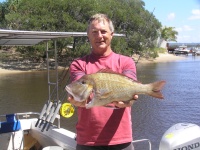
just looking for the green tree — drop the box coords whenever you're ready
[1,0,162,60]
[160,26,178,42]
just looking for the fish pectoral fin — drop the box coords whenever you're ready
[98,90,113,100]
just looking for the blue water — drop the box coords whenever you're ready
[0,55,200,149]
[132,55,200,149]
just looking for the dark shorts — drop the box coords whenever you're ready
[76,142,134,150]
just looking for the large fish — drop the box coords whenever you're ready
[65,70,166,109]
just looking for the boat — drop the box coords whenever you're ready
[174,45,191,55]
[1,29,200,150]
[192,47,200,55]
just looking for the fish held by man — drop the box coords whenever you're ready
[65,71,166,109]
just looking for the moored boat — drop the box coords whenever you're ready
[174,45,191,55]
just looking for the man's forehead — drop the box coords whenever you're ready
[90,20,109,30]
[91,27,108,31]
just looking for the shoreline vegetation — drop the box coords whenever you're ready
[0,53,186,74]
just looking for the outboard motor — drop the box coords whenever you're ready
[159,123,200,150]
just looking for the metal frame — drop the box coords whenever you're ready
[132,139,152,150]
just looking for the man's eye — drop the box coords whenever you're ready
[101,31,107,34]
[92,31,98,34]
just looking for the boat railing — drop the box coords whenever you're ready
[0,112,40,134]
[132,139,152,150]
[0,112,62,133]
[0,112,40,121]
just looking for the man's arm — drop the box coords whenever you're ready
[113,56,138,108]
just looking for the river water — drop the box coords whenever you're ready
[0,55,200,150]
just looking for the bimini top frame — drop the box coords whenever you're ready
[0,29,125,46]
[0,29,88,46]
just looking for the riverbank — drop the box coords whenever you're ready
[133,52,186,63]
[0,53,186,73]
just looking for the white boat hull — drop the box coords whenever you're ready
[31,119,76,149]
[0,117,76,150]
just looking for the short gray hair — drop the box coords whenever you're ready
[87,13,114,33]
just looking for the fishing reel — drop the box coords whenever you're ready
[59,103,75,118]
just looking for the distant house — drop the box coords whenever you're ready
[160,40,167,49]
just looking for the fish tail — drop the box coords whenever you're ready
[148,80,166,99]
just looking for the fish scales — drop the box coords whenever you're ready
[90,73,133,95]
[97,74,144,104]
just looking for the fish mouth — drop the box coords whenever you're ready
[85,91,95,108]
[85,101,92,109]
[65,86,73,96]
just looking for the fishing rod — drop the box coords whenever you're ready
[41,69,72,132]
[35,41,74,131]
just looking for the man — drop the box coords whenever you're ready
[68,13,138,150]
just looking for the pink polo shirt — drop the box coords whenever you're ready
[70,51,137,146]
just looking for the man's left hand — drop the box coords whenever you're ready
[113,95,138,108]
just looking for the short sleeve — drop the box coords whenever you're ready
[122,57,137,81]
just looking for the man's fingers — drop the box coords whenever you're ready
[133,95,138,100]
[67,96,86,107]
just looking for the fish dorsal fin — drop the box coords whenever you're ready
[97,68,132,79]
[97,69,139,83]
[97,69,119,74]
[97,69,126,76]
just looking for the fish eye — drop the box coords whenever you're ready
[81,81,86,84]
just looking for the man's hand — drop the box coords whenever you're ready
[113,95,138,108]
[68,96,86,107]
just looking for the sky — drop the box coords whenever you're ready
[142,0,200,43]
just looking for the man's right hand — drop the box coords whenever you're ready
[68,96,86,107]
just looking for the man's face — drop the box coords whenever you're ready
[87,19,113,54]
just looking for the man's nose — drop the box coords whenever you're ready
[96,31,103,37]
